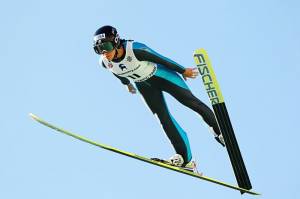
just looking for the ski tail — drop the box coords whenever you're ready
[193,49,252,193]
[213,102,252,192]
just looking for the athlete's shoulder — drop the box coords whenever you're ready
[132,41,150,51]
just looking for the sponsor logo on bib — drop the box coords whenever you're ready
[119,64,127,71]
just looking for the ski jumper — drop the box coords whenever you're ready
[100,40,222,163]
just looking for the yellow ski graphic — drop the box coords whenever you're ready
[193,48,224,105]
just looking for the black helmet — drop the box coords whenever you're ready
[93,25,120,54]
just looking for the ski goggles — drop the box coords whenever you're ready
[94,41,114,54]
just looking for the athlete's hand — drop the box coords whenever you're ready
[127,83,137,94]
[182,68,199,80]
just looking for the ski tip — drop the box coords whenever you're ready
[29,113,38,120]
[193,48,206,55]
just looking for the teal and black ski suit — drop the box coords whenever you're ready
[100,40,221,163]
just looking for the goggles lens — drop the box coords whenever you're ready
[94,41,114,54]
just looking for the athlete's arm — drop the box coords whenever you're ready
[113,73,131,85]
[132,42,186,74]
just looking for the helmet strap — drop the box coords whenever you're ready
[113,48,118,59]
[113,44,125,60]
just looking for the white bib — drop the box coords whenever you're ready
[102,41,157,82]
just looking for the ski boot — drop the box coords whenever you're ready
[151,154,202,175]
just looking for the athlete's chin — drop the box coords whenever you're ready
[105,56,113,61]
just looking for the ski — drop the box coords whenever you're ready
[193,49,253,194]
[29,113,259,195]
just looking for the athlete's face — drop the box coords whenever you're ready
[103,49,116,61]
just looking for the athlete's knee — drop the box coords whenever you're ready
[153,110,170,124]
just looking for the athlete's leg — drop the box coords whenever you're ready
[135,81,192,163]
[149,75,222,137]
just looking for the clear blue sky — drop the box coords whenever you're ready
[1,0,299,198]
